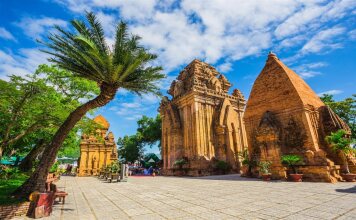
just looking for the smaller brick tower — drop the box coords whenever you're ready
[77,115,118,176]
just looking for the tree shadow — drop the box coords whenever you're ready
[335,185,356,194]
[178,174,282,183]
[59,208,75,211]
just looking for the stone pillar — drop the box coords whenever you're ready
[120,163,128,182]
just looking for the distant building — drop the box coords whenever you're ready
[160,59,248,176]
[77,115,118,176]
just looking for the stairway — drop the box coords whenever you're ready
[326,158,343,182]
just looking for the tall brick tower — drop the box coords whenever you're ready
[160,59,248,176]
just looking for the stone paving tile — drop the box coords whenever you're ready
[298,208,345,219]
[130,213,166,220]
[256,207,292,218]
[217,207,250,217]
[237,212,279,220]
[181,205,210,214]
[158,208,193,219]
[283,213,321,220]
[32,175,356,220]
[197,210,238,219]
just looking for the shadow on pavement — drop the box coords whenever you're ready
[335,185,356,194]
[177,174,282,183]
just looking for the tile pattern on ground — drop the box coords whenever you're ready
[13,175,356,220]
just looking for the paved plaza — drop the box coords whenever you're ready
[21,175,356,220]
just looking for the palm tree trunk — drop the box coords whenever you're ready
[14,83,118,197]
[19,139,46,172]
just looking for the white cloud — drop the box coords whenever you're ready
[55,0,158,20]
[0,48,49,80]
[318,89,343,96]
[93,0,157,21]
[349,29,356,40]
[14,17,67,39]
[0,27,16,41]
[217,62,232,73]
[121,102,141,108]
[278,35,306,49]
[292,62,328,79]
[275,0,356,39]
[54,0,92,13]
[112,93,160,120]
[301,26,345,54]
[125,115,143,121]
[51,0,355,73]
[274,2,329,39]
[298,71,321,79]
[156,75,175,91]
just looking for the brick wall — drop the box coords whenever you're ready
[0,202,30,219]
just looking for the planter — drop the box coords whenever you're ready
[240,166,248,176]
[262,173,271,181]
[174,170,184,176]
[341,173,356,182]
[289,174,303,182]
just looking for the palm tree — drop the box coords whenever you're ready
[15,12,164,196]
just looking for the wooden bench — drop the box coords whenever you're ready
[55,191,68,204]
[50,183,68,204]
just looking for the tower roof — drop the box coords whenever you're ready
[182,59,220,77]
[268,53,324,107]
[245,53,324,119]
[93,115,110,129]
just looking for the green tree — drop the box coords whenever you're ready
[117,135,144,163]
[15,12,164,197]
[320,94,356,139]
[0,65,99,171]
[0,76,46,158]
[137,114,161,150]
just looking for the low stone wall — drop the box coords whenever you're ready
[0,201,31,219]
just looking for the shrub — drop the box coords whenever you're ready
[105,164,112,172]
[49,161,59,173]
[238,149,257,176]
[0,165,20,180]
[215,160,231,173]
[0,171,29,205]
[281,155,302,174]
[174,158,187,169]
[110,162,120,173]
[259,161,272,174]
[326,129,352,173]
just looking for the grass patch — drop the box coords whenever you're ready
[0,173,29,205]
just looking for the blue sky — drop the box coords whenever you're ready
[1,0,355,155]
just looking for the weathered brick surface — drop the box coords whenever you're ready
[244,53,352,182]
[0,202,30,219]
[77,115,118,176]
[160,59,248,176]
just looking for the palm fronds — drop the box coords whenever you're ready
[39,11,164,95]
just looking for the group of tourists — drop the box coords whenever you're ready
[128,165,160,176]
[58,163,77,176]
